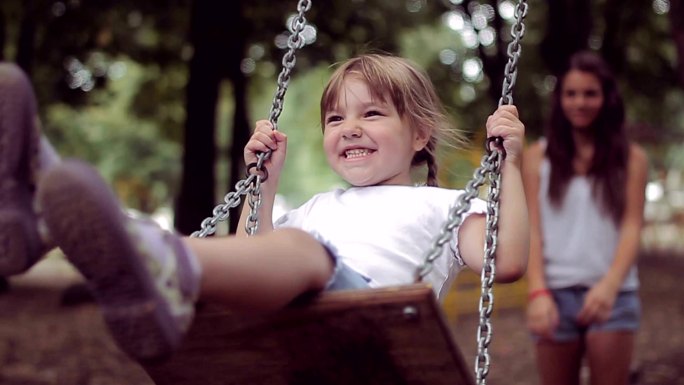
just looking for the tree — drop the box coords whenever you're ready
[671,0,684,87]
[2,0,682,232]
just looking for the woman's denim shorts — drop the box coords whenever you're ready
[540,286,640,342]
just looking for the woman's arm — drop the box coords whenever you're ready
[523,141,560,337]
[522,141,547,292]
[602,144,648,288]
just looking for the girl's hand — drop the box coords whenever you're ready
[486,105,525,164]
[577,280,618,325]
[244,120,288,183]
[526,294,559,339]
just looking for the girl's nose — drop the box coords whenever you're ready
[342,124,362,139]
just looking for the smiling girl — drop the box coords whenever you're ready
[2,54,529,362]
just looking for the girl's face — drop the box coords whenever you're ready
[560,70,604,130]
[322,76,428,187]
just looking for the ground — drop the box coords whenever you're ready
[0,251,682,385]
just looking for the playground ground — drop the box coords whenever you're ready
[0,250,683,385]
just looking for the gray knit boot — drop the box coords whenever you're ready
[38,160,201,362]
[0,63,59,275]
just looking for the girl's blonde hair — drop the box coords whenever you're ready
[320,54,464,187]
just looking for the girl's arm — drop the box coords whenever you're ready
[236,120,287,237]
[459,105,529,283]
[577,143,648,324]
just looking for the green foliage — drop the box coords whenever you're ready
[44,58,181,212]
[3,0,684,214]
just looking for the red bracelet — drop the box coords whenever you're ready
[528,288,551,301]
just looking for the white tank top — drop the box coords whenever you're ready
[539,158,639,290]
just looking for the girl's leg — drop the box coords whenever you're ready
[38,159,334,362]
[186,230,333,312]
[585,331,634,385]
[0,63,59,276]
[535,339,583,385]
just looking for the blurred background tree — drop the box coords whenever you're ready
[1,0,682,241]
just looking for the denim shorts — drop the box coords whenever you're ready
[325,262,371,291]
[312,231,370,291]
[540,286,640,342]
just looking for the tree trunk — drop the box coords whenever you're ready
[601,0,651,76]
[225,3,250,235]
[540,0,592,75]
[671,0,684,87]
[16,0,37,74]
[174,1,226,235]
[0,7,6,61]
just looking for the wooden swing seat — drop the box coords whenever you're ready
[143,284,474,385]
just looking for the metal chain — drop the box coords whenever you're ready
[415,1,527,384]
[474,153,502,383]
[475,3,526,383]
[245,175,264,234]
[499,0,529,107]
[191,0,312,238]
[191,174,257,238]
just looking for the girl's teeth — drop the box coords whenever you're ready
[346,149,370,158]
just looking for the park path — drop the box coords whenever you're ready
[1,251,683,385]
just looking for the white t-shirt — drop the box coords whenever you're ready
[274,185,487,300]
[538,159,639,290]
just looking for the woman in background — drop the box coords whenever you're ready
[523,50,648,385]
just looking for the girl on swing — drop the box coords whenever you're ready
[0,53,529,362]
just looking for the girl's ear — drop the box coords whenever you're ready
[412,126,431,151]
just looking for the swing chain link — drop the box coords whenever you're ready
[191,174,257,238]
[268,0,311,127]
[498,0,528,107]
[245,175,264,235]
[191,0,312,238]
[475,152,502,384]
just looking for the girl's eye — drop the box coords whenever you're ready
[365,110,382,117]
[326,115,342,124]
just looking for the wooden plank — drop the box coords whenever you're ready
[143,284,475,385]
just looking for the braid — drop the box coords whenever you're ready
[425,154,439,187]
[413,138,439,187]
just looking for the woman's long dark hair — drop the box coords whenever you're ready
[546,50,629,224]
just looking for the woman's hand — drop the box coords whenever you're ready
[244,120,288,183]
[486,105,525,165]
[577,280,619,325]
[526,294,559,339]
